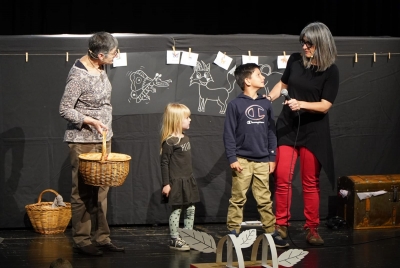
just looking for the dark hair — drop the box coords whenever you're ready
[234,63,260,90]
[299,22,337,71]
[49,258,73,268]
[88,31,118,59]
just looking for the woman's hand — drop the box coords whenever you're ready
[286,99,301,111]
[84,117,108,134]
[285,99,332,114]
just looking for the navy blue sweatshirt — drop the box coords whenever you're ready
[223,92,277,164]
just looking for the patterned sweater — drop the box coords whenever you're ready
[59,60,113,143]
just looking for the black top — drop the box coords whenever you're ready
[277,53,339,187]
[161,135,193,186]
[160,135,200,205]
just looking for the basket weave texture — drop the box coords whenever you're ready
[25,189,71,234]
[78,132,131,187]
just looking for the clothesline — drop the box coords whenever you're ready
[0,52,398,63]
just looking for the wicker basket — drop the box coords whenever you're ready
[25,189,72,234]
[78,132,131,187]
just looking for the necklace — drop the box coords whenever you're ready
[87,56,104,81]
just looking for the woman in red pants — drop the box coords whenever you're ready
[266,22,339,246]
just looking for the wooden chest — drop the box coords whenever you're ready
[337,175,400,229]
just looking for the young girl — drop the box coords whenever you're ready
[160,103,200,251]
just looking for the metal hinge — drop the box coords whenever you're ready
[392,185,398,202]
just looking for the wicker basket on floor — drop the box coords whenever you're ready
[25,189,71,234]
[78,132,131,187]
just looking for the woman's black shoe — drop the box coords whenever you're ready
[96,242,125,252]
[73,244,103,256]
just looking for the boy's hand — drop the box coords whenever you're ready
[230,161,243,173]
[269,162,276,173]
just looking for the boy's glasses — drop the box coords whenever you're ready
[300,39,313,49]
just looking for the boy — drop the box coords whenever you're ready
[223,63,289,248]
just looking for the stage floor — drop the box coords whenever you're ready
[1,220,399,268]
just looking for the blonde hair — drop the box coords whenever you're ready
[160,103,191,153]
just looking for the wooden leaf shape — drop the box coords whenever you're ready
[237,229,257,248]
[277,249,309,267]
[178,228,216,253]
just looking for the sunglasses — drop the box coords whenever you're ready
[300,39,313,49]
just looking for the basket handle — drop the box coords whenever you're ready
[37,189,60,203]
[101,130,107,162]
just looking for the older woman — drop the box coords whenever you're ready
[59,32,122,256]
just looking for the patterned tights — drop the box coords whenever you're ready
[169,204,195,238]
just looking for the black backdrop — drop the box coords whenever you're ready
[0,1,399,37]
[1,34,400,228]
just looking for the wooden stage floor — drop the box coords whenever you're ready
[1,220,399,268]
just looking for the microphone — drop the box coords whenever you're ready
[280,89,291,101]
[281,89,299,114]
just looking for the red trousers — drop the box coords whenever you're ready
[274,145,321,228]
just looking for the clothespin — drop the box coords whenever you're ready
[221,52,226,64]
[283,51,286,59]
[248,51,251,58]
[117,49,120,54]
[25,52,28,62]
[355,53,358,63]
[66,52,69,62]
[388,52,391,60]
[373,52,376,62]
[188,48,192,58]
[172,37,177,56]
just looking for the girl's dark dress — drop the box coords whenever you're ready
[161,135,200,205]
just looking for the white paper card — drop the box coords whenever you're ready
[180,51,199,66]
[166,50,181,64]
[242,55,258,64]
[214,51,233,70]
[113,52,127,67]
[277,55,289,69]
[357,190,387,200]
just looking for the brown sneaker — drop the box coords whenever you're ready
[275,225,288,239]
[306,227,324,246]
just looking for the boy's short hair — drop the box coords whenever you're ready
[234,63,260,90]
[49,258,73,268]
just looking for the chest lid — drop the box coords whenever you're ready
[347,174,400,192]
